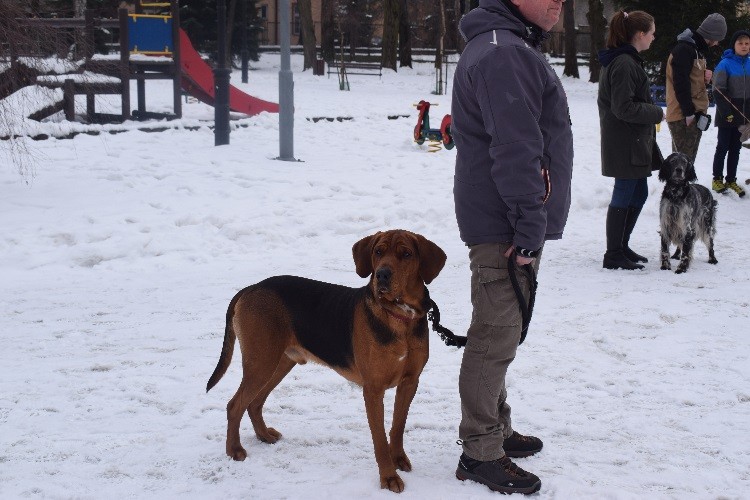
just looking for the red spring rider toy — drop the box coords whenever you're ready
[413,100,454,152]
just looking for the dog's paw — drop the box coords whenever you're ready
[227,445,248,461]
[381,473,405,493]
[709,258,718,265]
[392,452,412,472]
[256,427,282,444]
[660,264,671,271]
[675,267,687,274]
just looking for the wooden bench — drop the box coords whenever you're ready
[36,75,124,121]
[327,60,382,79]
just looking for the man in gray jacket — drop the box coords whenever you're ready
[451,0,573,494]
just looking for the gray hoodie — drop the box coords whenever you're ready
[451,0,573,250]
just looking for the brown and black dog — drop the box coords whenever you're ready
[206,230,446,493]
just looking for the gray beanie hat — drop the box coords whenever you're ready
[696,13,727,42]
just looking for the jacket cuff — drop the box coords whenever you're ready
[515,245,540,258]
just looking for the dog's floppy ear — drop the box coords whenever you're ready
[413,234,447,284]
[352,232,379,278]
[659,152,678,182]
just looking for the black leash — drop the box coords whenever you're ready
[426,250,537,349]
[427,297,466,348]
[507,252,538,345]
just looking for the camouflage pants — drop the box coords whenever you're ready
[668,119,703,165]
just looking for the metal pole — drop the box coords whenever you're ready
[277,0,296,160]
[241,0,249,84]
[214,0,231,146]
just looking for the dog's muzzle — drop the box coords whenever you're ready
[375,266,392,293]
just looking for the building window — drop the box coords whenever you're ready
[259,5,267,19]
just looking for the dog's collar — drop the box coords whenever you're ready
[384,306,415,324]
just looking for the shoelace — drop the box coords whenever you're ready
[495,456,527,478]
[515,433,534,444]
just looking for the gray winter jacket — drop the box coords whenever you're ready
[451,0,573,251]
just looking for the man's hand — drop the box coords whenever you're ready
[504,245,534,265]
[704,69,713,84]
[686,114,696,127]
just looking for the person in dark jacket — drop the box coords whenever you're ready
[451,0,572,495]
[665,13,727,164]
[597,10,663,270]
[710,30,750,197]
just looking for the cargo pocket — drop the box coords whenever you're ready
[475,266,523,327]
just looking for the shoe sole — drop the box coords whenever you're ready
[505,448,542,458]
[456,469,542,495]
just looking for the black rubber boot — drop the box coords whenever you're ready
[622,205,648,263]
[603,206,644,270]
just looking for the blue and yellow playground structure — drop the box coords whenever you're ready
[2,0,277,124]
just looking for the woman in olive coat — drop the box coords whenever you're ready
[598,10,664,270]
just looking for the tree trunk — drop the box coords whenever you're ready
[297,0,317,70]
[321,0,335,62]
[398,0,411,67]
[226,0,237,68]
[455,0,467,53]
[562,0,579,78]
[381,0,398,71]
[74,0,86,58]
[586,0,606,83]
[435,0,445,68]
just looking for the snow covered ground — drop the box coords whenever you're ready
[1,53,749,499]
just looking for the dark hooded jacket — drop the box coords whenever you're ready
[666,28,711,121]
[597,44,664,178]
[451,0,573,251]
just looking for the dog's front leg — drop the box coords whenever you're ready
[389,375,420,473]
[660,233,672,270]
[363,385,403,493]
[676,232,695,274]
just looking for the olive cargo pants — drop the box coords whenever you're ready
[458,242,542,461]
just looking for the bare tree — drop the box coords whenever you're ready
[225,0,237,67]
[296,0,317,69]
[321,0,335,62]
[1,0,52,179]
[586,0,606,83]
[562,0,579,78]
[398,0,412,68]
[74,0,86,58]
[454,0,468,53]
[381,0,398,71]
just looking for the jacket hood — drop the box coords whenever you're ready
[721,48,749,62]
[677,28,710,52]
[598,44,640,68]
[676,28,696,45]
[460,0,549,48]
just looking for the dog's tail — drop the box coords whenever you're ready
[206,290,244,392]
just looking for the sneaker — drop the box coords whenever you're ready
[456,453,541,495]
[726,181,746,197]
[503,431,544,458]
[712,179,728,193]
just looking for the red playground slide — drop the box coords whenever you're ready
[179,29,279,116]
